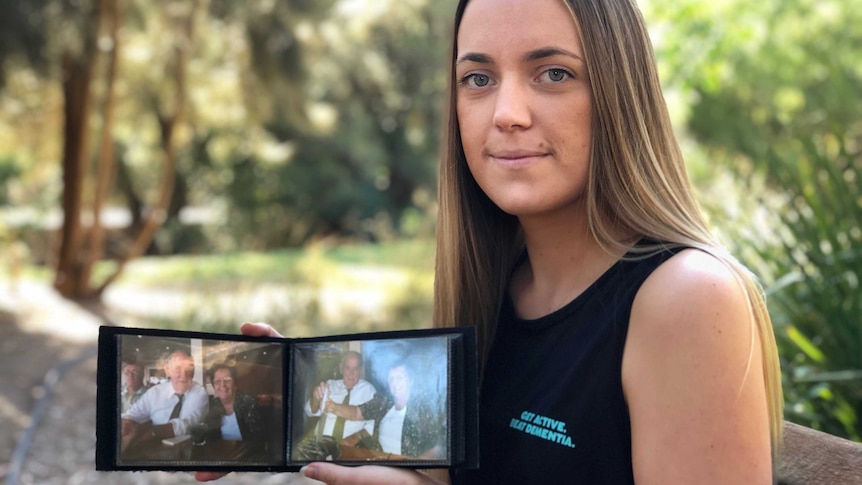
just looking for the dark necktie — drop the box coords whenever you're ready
[331,389,350,441]
[169,393,184,420]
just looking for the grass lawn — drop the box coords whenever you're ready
[11,239,437,337]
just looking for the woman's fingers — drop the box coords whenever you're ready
[194,471,229,481]
[302,463,441,485]
[240,322,284,338]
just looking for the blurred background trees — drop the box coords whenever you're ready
[648,0,861,440]
[0,0,859,439]
[0,0,449,297]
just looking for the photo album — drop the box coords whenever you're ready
[95,325,478,472]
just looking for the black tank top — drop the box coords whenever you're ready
[457,245,683,484]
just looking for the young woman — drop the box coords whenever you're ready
[434,0,783,483]
[198,0,782,483]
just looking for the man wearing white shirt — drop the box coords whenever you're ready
[303,351,376,441]
[296,351,376,460]
[120,360,147,414]
[327,360,446,459]
[120,349,209,453]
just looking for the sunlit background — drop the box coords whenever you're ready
[0,0,859,483]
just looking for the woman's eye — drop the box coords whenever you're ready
[541,68,572,83]
[462,73,491,88]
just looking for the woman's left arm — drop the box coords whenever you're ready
[622,249,773,485]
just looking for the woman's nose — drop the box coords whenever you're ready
[493,80,532,131]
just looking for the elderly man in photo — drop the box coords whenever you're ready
[326,359,445,460]
[120,360,147,414]
[296,351,376,460]
[121,349,209,452]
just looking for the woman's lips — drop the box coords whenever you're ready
[490,151,549,168]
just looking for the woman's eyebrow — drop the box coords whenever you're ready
[524,47,583,62]
[455,52,492,65]
[456,47,582,66]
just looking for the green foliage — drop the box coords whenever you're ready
[747,138,862,440]
[709,136,862,440]
[648,0,862,159]
[0,156,20,204]
[647,0,862,439]
[0,0,453,256]
[222,0,452,247]
[0,0,55,86]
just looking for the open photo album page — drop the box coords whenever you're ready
[96,326,477,472]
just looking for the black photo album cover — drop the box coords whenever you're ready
[95,325,478,472]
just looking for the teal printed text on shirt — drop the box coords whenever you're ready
[509,411,576,448]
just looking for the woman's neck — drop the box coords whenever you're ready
[512,209,624,319]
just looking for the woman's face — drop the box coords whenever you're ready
[213,368,236,403]
[455,0,592,221]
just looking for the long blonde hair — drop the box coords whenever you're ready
[433,0,783,457]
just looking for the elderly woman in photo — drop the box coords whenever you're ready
[203,362,265,443]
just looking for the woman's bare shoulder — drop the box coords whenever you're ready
[624,248,755,380]
[635,248,747,326]
[621,248,772,484]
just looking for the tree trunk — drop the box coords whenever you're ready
[54,0,207,300]
[82,0,122,294]
[54,3,101,299]
[96,0,208,294]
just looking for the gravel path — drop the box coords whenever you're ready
[0,281,320,485]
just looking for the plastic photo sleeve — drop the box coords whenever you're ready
[289,335,450,467]
[95,326,478,473]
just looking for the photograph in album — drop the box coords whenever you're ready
[289,335,450,464]
[115,334,284,467]
[96,325,478,472]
